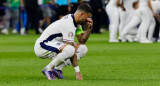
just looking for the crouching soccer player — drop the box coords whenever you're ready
[34,4,93,80]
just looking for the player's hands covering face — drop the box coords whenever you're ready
[86,18,93,30]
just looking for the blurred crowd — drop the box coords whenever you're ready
[0,0,108,35]
[0,0,160,43]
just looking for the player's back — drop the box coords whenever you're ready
[38,14,77,43]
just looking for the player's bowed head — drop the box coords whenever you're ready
[74,4,93,30]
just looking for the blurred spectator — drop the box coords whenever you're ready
[90,0,103,33]
[39,0,52,33]
[24,0,40,34]
[55,0,71,19]
[19,0,26,35]
[70,0,79,13]
[1,0,22,35]
[0,0,5,30]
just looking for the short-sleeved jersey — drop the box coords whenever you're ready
[123,0,138,12]
[108,0,117,6]
[38,14,77,43]
[151,0,160,15]
[139,0,148,6]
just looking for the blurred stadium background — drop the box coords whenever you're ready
[0,0,160,86]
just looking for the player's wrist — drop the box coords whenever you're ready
[74,66,80,72]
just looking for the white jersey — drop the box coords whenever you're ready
[139,0,148,6]
[124,0,138,12]
[38,14,77,43]
[108,0,117,6]
[151,0,160,14]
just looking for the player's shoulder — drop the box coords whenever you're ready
[60,14,74,25]
[62,14,72,20]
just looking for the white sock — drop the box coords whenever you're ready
[54,63,66,70]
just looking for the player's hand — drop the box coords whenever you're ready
[75,72,83,80]
[86,18,93,30]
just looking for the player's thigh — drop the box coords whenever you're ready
[34,41,65,59]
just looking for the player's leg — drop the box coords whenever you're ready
[106,6,119,42]
[11,10,19,34]
[41,45,75,80]
[118,7,127,40]
[121,13,140,42]
[148,17,156,41]
[53,44,88,79]
[34,40,75,80]
[45,44,75,70]
[1,7,11,34]
[138,7,152,43]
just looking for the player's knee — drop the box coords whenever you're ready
[80,45,88,55]
[77,45,88,60]
[63,45,75,58]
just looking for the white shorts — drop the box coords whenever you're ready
[34,39,65,59]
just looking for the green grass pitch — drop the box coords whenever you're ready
[0,32,160,86]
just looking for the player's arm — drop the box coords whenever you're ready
[116,0,121,7]
[120,0,126,11]
[76,18,93,44]
[148,0,153,12]
[66,42,83,80]
[70,46,83,80]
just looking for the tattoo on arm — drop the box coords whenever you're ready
[70,53,78,67]
[77,28,92,44]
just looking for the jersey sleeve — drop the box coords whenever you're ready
[76,25,84,35]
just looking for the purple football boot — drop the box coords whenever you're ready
[53,69,66,79]
[42,67,56,80]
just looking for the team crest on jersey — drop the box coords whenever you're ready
[68,32,74,38]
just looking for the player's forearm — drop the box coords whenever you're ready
[78,28,92,44]
[70,53,81,73]
[71,53,78,67]
[148,0,153,12]
[116,0,121,6]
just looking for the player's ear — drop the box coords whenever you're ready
[80,12,84,17]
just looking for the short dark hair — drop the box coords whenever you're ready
[77,4,92,13]
[133,1,138,8]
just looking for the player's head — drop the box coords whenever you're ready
[74,4,92,24]
[133,1,139,10]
